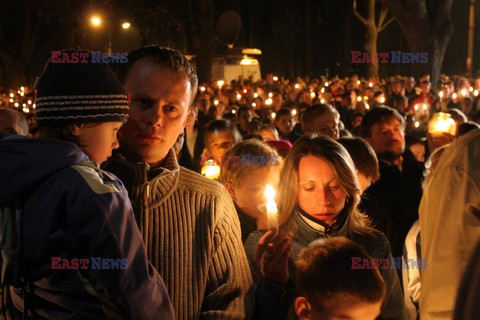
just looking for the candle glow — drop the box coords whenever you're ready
[428,112,456,137]
[265,184,279,229]
[201,161,221,180]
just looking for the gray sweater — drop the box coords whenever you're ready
[105,149,254,319]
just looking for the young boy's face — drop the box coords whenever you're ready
[206,129,236,163]
[275,114,294,134]
[74,122,123,164]
[234,166,280,219]
[295,297,382,320]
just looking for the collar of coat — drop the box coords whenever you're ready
[107,148,181,208]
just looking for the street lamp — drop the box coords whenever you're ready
[89,16,131,55]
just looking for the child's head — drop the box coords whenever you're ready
[338,137,380,191]
[35,50,129,164]
[219,139,281,219]
[295,237,386,320]
[274,108,294,134]
[405,135,426,163]
[259,124,279,141]
[204,119,242,163]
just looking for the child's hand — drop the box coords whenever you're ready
[254,228,292,285]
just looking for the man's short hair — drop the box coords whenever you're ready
[117,45,198,102]
[302,104,339,133]
[237,106,251,118]
[204,119,242,146]
[360,106,404,138]
[295,237,386,311]
[338,137,380,183]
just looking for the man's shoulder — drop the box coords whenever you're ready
[177,167,229,198]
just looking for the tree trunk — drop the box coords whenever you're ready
[365,22,379,77]
[380,0,454,90]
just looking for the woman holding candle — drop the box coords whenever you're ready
[244,134,406,319]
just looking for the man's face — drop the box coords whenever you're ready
[120,59,192,166]
[304,114,340,140]
[365,118,405,159]
[238,110,252,131]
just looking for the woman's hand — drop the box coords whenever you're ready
[427,131,454,154]
[253,228,292,285]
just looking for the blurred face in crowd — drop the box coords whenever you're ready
[230,166,280,220]
[272,94,283,111]
[295,296,382,320]
[206,129,236,163]
[0,109,29,136]
[304,113,340,140]
[351,115,363,128]
[405,77,415,91]
[365,117,405,160]
[391,81,403,95]
[237,110,252,132]
[297,155,347,226]
[420,80,431,94]
[275,114,294,134]
[73,122,123,164]
[259,128,278,141]
[120,59,192,167]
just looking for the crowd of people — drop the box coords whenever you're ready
[0,46,479,320]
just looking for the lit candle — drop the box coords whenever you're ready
[295,84,300,89]
[201,160,221,180]
[320,87,325,93]
[368,82,373,87]
[320,98,325,104]
[265,98,273,105]
[439,91,444,98]
[428,112,456,137]
[310,92,316,98]
[265,184,279,229]
[200,86,206,92]
[452,93,458,100]
[357,96,362,102]
[217,80,224,88]
[474,90,479,97]
[291,109,297,116]
[271,112,276,118]
[379,96,385,104]
[461,89,467,97]
[273,76,278,81]
[236,93,242,100]
[268,92,273,98]
[324,82,329,87]
[214,99,219,105]
[254,93,259,98]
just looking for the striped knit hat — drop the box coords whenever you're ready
[35,50,129,126]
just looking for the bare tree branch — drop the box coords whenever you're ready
[434,0,454,31]
[378,7,387,28]
[353,0,368,25]
[379,16,395,32]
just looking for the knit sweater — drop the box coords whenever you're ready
[104,149,254,320]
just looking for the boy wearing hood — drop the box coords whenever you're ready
[0,50,173,319]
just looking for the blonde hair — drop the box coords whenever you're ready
[219,139,281,187]
[278,134,372,236]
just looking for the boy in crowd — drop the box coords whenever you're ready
[274,108,295,142]
[294,237,386,320]
[219,139,281,242]
[202,119,242,165]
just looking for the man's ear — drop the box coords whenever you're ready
[294,297,312,320]
[185,108,193,127]
[224,181,236,202]
[181,108,192,133]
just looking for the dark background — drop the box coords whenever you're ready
[0,0,476,87]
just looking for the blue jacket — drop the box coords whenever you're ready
[0,135,174,319]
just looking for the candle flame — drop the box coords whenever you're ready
[265,184,279,229]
